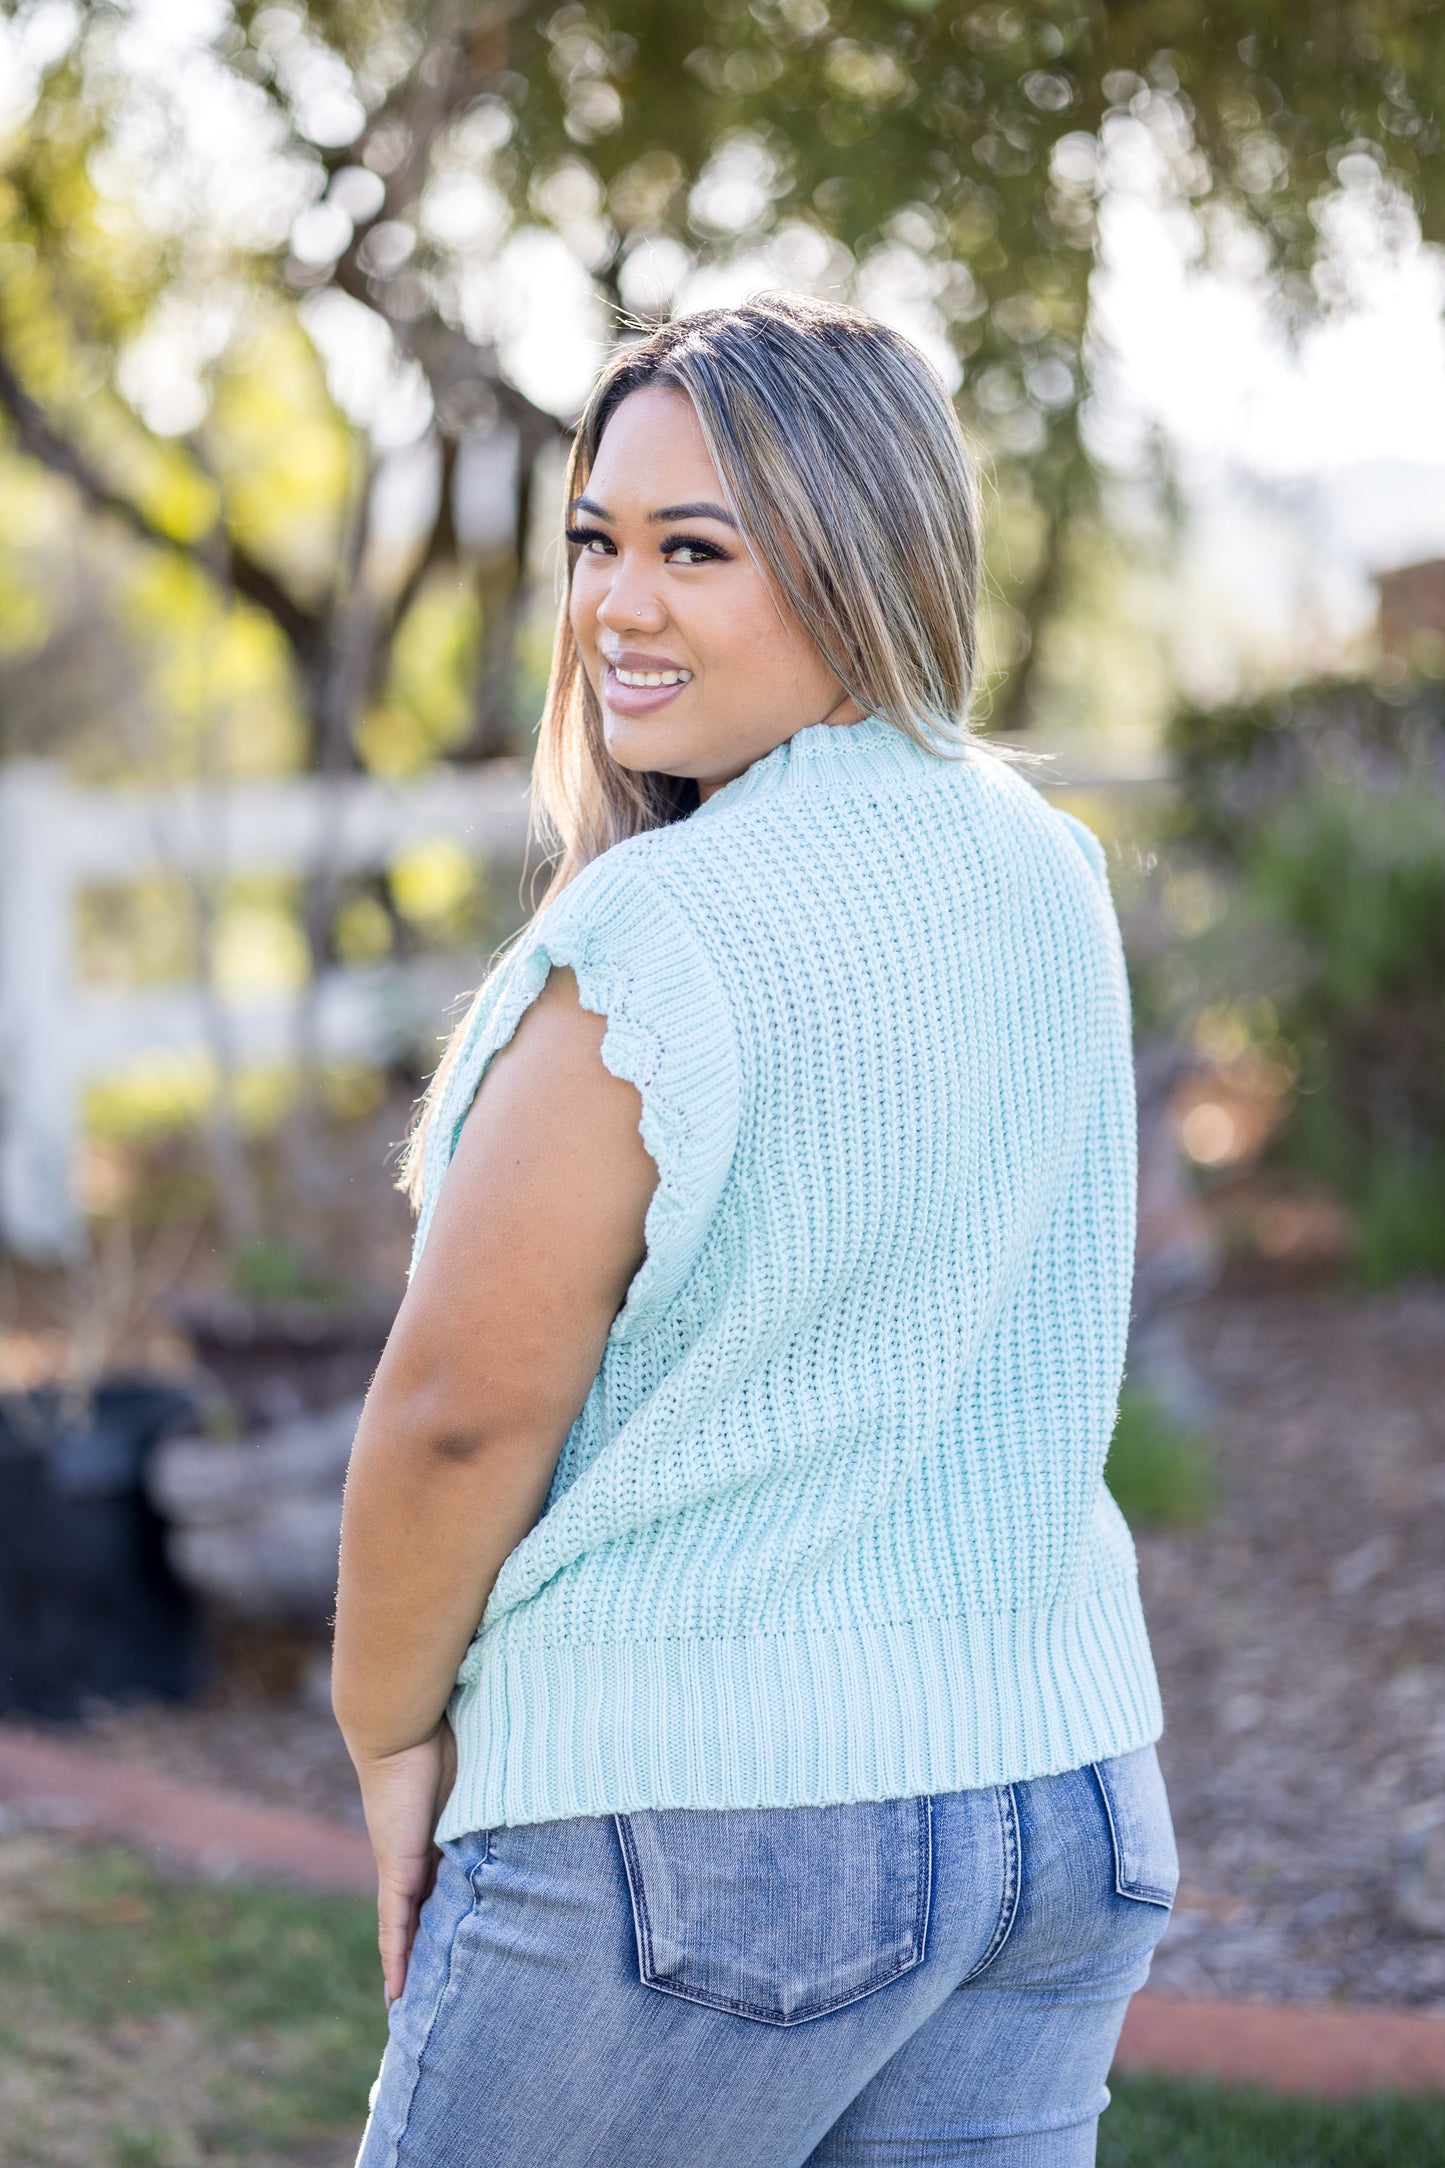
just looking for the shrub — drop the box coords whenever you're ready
[1105,1385,1216,1528]
[1159,686,1445,1286]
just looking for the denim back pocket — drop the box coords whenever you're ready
[614,1796,932,2026]
[1092,1744,1179,1909]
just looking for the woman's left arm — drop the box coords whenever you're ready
[331,965,658,2003]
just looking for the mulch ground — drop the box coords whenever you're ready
[1143,1278,1445,2009]
[54,1279,1445,2012]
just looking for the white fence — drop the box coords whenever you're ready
[0,760,531,1259]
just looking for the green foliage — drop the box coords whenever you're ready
[227,1233,351,1306]
[78,873,201,989]
[125,558,304,781]
[207,311,354,601]
[0,450,61,661]
[1249,774,1445,1007]
[361,576,483,775]
[1325,1136,1445,1283]
[503,0,1445,438]
[388,833,491,943]
[1105,1384,1216,1528]
[1251,767,1445,1282]
[1101,2076,1445,2166]
[1167,682,1445,861]
[1164,689,1445,1284]
[84,1048,220,1142]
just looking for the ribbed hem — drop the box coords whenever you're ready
[435,1580,1163,1838]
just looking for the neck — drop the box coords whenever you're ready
[695,699,864,804]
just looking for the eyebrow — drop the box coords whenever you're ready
[570,495,739,528]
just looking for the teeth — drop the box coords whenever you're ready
[613,667,691,687]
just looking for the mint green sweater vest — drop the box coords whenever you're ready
[416,714,1162,1837]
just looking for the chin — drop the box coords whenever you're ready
[602,714,692,779]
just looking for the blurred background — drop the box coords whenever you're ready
[1,1,1443,2160]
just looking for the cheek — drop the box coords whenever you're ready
[568,574,596,646]
[695,576,812,683]
[570,573,618,676]
[734,599,832,707]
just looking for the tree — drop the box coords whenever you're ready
[1,0,1439,769]
[0,2,563,779]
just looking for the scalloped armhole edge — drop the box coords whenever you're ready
[412,880,740,1346]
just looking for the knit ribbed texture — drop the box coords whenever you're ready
[415,714,1162,1837]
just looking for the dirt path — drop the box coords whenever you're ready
[1145,1282,1445,2007]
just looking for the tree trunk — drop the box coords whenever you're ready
[464,425,546,761]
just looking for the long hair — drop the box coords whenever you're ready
[403,293,985,1206]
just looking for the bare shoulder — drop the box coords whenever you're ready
[476,965,631,1118]
[437,960,657,1263]
[391,962,659,1442]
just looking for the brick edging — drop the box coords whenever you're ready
[2,1723,1442,2096]
[0,1721,374,1895]
[1115,1987,1445,2098]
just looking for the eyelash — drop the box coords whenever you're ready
[564,526,730,566]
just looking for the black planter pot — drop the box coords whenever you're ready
[169,1297,393,1426]
[0,1379,207,1720]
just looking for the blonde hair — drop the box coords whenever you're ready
[404,292,985,1205]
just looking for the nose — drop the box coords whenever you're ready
[594,549,668,637]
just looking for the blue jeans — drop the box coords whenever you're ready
[356,1744,1177,2167]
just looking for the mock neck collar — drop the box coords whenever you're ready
[688,714,956,824]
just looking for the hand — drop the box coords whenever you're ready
[353,1721,458,2008]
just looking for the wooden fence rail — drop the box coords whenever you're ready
[0,760,531,1260]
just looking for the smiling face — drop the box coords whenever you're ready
[566,384,863,801]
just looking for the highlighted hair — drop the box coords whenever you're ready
[404,293,984,1204]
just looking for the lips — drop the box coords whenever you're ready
[601,657,694,718]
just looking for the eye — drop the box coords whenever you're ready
[565,525,615,555]
[659,534,729,566]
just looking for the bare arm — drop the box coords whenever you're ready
[332,966,658,1999]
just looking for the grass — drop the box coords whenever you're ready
[1104,1382,1217,1528]
[1102,2074,1445,2165]
[0,1833,382,2166]
[3,1834,1444,2165]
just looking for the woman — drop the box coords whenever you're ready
[336,293,1175,2168]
